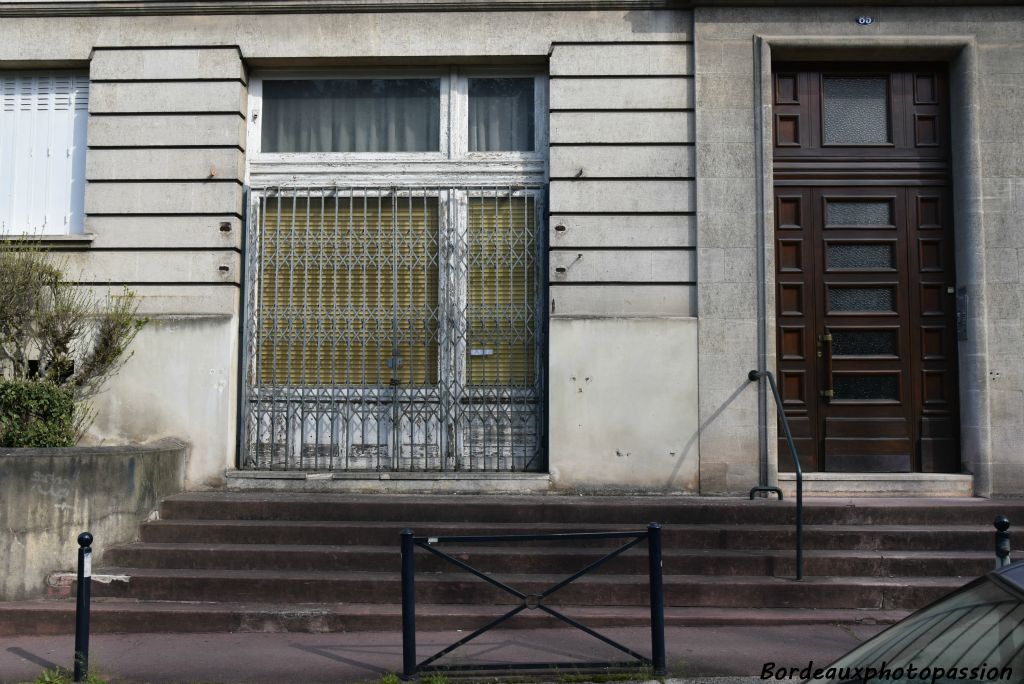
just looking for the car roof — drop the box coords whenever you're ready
[993,561,1024,592]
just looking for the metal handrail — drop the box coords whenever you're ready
[748,369,803,581]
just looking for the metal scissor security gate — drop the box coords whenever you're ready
[241,186,545,471]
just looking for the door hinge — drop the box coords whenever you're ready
[820,389,835,398]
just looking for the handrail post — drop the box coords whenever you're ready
[73,532,93,683]
[401,529,417,680]
[749,370,803,581]
[647,523,667,676]
[995,516,1011,569]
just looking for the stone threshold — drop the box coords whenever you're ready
[225,469,551,493]
[778,472,974,498]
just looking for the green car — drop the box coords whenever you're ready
[803,562,1024,683]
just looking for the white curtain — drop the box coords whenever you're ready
[262,79,440,153]
[468,78,534,152]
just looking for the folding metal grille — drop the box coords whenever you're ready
[241,186,545,471]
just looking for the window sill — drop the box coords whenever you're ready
[1,233,95,247]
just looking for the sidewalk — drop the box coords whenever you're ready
[1,622,886,684]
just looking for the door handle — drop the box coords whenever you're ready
[819,332,834,400]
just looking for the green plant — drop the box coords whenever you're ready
[420,673,450,684]
[27,666,108,684]
[0,378,76,447]
[377,674,401,684]
[0,242,146,446]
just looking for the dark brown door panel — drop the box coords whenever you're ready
[772,65,958,474]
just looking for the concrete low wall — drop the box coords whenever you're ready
[0,439,186,601]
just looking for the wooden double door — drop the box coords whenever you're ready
[773,65,959,473]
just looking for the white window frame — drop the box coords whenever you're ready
[246,66,548,188]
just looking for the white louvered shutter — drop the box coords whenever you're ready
[0,72,89,235]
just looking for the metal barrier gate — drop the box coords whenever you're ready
[240,186,545,472]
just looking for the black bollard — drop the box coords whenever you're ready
[74,532,93,683]
[995,516,1011,569]
[400,529,417,681]
[647,523,667,676]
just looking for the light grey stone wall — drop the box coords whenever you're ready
[73,46,247,486]
[545,23,698,491]
[693,6,1024,496]
[548,37,695,318]
[0,439,185,601]
[0,9,696,487]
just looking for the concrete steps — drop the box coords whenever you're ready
[0,601,909,637]
[3,493,1018,635]
[102,543,994,577]
[63,568,963,610]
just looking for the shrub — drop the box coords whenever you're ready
[0,379,76,447]
[0,242,146,447]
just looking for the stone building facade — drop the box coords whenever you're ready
[0,0,1020,497]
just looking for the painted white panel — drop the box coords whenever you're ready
[0,72,88,235]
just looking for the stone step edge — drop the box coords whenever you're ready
[47,569,970,585]
[105,542,997,557]
[0,600,911,636]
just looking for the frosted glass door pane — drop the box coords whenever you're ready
[262,79,440,153]
[828,286,896,312]
[834,374,899,400]
[823,77,890,145]
[825,200,893,227]
[832,330,898,356]
[826,244,895,269]
[469,78,534,152]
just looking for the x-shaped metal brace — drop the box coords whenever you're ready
[413,535,651,671]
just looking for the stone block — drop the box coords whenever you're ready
[548,215,696,249]
[550,77,693,110]
[549,284,695,317]
[85,182,243,216]
[90,81,246,114]
[985,248,1021,283]
[696,142,757,179]
[549,180,695,213]
[980,142,1024,177]
[85,216,242,250]
[695,107,754,142]
[550,145,694,179]
[699,247,756,283]
[551,44,692,76]
[986,283,1024,320]
[695,210,757,248]
[698,282,759,318]
[86,148,245,182]
[989,389,1024,428]
[549,248,695,283]
[697,178,758,214]
[550,111,694,144]
[90,47,244,81]
[78,284,238,316]
[87,114,246,148]
[696,74,754,109]
[63,250,241,285]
